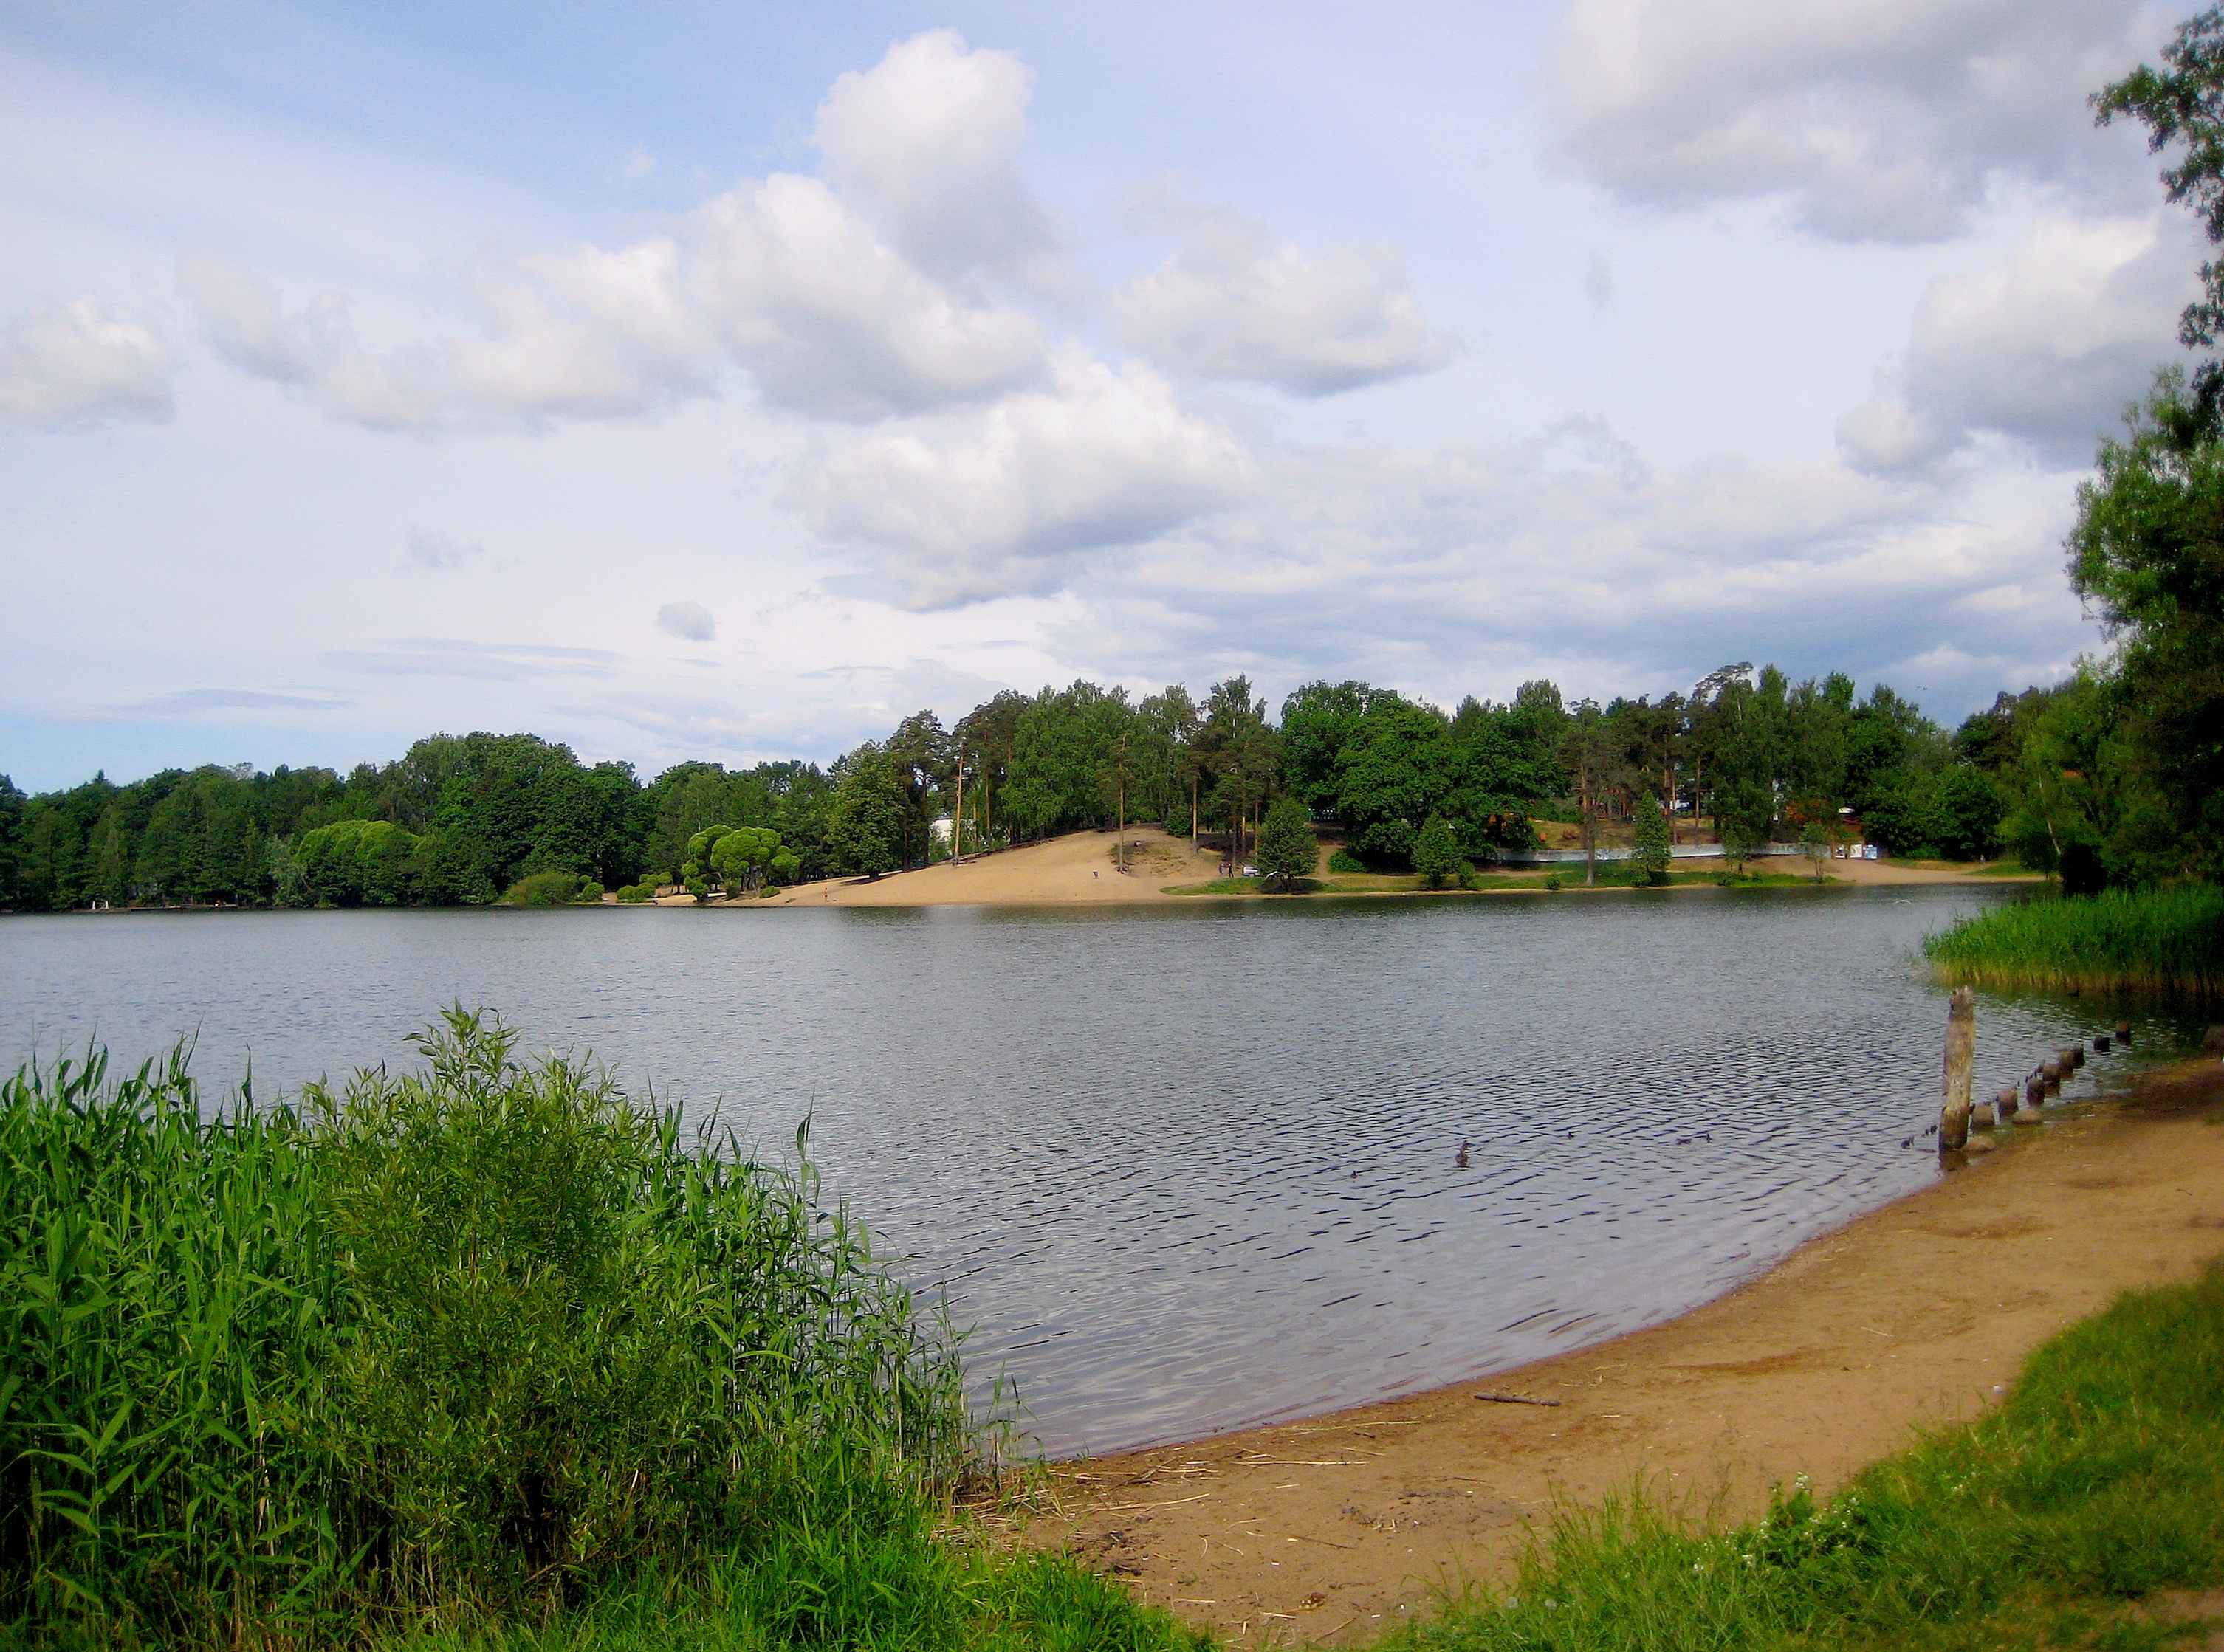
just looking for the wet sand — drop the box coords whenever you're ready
[1018,1058,2224,1646]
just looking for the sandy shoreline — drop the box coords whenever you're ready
[730,827,2036,909]
[1010,1056,2224,1646]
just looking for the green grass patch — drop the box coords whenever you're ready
[1163,875,1323,895]
[1924,884,2224,996]
[1396,1258,2224,1652]
[0,1013,1200,1651]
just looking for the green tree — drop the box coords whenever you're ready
[1630,793,1672,886]
[2064,368,2224,881]
[1558,701,1621,887]
[709,826,784,891]
[1411,814,1462,889]
[1254,796,1317,890]
[824,746,909,878]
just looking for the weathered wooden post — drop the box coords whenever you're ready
[1971,1095,1997,1129]
[1940,987,1974,1152]
[2025,1072,2047,1110]
[2095,1034,2112,1053]
[1994,1087,2019,1123]
[2117,1019,2133,1042]
[2068,1043,2087,1069]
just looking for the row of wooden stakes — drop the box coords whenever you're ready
[1936,985,2130,1154]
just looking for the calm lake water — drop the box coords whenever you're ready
[0,886,2182,1453]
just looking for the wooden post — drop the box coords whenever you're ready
[2117,1019,2132,1041]
[1972,1097,1996,1129]
[1940,987,1974,1152]
[2069,1043,2086,1069]
[2095,1034,2111,1053]
[1994,1087,2018,1123]
[2025,1073,2046,1110]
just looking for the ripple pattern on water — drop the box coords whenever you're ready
[0,885,2177,1453]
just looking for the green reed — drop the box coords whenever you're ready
[1923,884,2224,997]
[0,1008,1011,1647]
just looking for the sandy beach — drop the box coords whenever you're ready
[1011,1056,2224,1646]
[728,827,2036,909]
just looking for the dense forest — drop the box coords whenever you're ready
[0,655,2155,912]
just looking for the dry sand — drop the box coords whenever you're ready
[1015,1059,2224,1647]
[727,828,2033,909]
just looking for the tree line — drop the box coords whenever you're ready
[0,651,2139,912]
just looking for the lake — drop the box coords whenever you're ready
[0,884,2172,1454]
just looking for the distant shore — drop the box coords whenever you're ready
[735,826,2041,909]
[1026,1053,2224,1645]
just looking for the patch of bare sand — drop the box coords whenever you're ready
[738,830,2029,910]
[1017,1059,2224,1648]
[758,828,1222,906]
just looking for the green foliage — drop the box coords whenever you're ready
[504,870,600,906]
[614,880,659,903]
[1396,1257,2224,1652]
[1542,874,1562,892]
[824,746,910,878]
[300,816,423,906]
[1924,884,2224,994]
[1327,847,1367,873]
[0,1011,987,1645]
[1411,813,1463,889]
[709,825,783,890]
[1630,793,1672,885]
[1252,796,1317,890]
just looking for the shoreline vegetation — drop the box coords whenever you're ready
[0,1011,1200,1652]
[1925,884,2224,997]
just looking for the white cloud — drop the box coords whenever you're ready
[1838,213,2196,472]
[177,68,1051,432]
[687,173,1043,419]
[655,600,715,641]
[1110,202,1457,394]
[1551,0,2155,241]
[812,28,1067,290]
[797,350,1252,608]
[0,297,175,427]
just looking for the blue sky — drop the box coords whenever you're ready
[0,0,2194,791]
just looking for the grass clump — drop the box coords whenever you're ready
[0,1011,1198,1651]
[1396,1259,2224,1652]
[1925,884,2224,996]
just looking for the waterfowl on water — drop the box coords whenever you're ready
[1455,1139,1470,1167]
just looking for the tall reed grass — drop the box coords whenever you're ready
[0,1009,1106,1649]
[1923,883,2224,996]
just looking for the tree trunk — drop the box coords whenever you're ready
[1581,757,1597,887]
[952,757,964,861]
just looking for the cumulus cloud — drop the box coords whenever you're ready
[0,297,176,427]
[1838,213,2197,472]
[1551,0,2155,241]
[655,600,715,641]
[688,173,1043,419]
[796,350,1252,607]
[812,28,1067,289]
[1110,202,1457,394]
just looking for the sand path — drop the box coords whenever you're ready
[732,829,2033,909]
[1018,1059,2224,1647]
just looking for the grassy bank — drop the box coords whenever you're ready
[0,1012,1200,1651]
[1398,1256,2224,1652]
[1924,884,2224,996]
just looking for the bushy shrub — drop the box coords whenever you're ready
[505,870,599,906]
[614,881,659,903]
[1327,847,1366,873]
